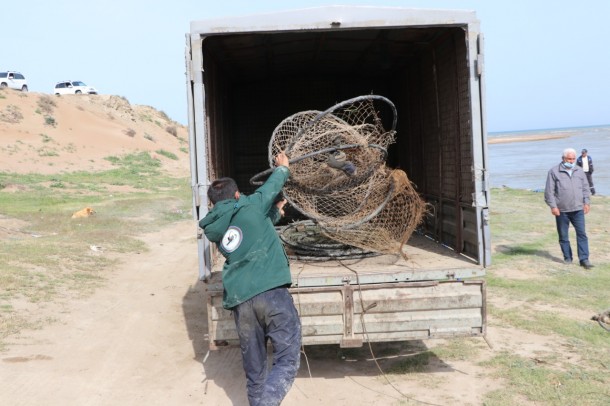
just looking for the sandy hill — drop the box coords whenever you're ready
[0,88,190,177]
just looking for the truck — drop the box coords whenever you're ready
[185,6,490,350]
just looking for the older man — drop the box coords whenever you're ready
[544,148,593,269]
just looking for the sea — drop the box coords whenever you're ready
[488,125,610,196]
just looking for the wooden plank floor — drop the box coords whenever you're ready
[206,234,484,289]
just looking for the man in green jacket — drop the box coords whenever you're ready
[199,152,301,406]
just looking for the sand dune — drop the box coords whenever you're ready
[0,89,189,176]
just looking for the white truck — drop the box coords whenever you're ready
[186,6,490,350]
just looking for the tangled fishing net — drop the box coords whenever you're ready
[251,95,426,258]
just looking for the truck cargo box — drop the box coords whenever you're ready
[186,6,490,349]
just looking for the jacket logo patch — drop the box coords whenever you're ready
[221,226,243,253]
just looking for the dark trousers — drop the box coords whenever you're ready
[233,287,301,406]
[585,172,595,194]
[555,210,589,263]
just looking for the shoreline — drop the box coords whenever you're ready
[488,133,572,144]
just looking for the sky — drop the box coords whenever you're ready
[3,0,609,133]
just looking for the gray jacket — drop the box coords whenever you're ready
[544,163,591,212]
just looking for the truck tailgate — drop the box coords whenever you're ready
[205,234,485,349]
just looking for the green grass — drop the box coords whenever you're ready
[362,188,610,404]
[0,152,191,350]
[481,352,609,406]
[429,337,485,361]
[486,271,610,311]
[490,305,610,348]
[482,188,610,405]
[385,351,432,374]
[156,149,178,160]
[2,179,609,406]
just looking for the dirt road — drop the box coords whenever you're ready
[0,219,503,406]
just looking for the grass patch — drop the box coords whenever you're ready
[0,152,191,349]
[483,188,610,405]
[486,271,610,312]
[385,351,432,374]
[37,148,59,157]
[481,352,609,405]
[37,95,56,115]
[490,305,610,348]
[156,149,178,160]
[40,133,54,143]
[430,337,484,361]
[0,311,49,352]
[0,105,23,123]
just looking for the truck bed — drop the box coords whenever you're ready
[206,233,483,290]
[205,234,486,349]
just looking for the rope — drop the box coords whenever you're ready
[338,260,444,406]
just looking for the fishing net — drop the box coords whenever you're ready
[279,220,380,261]
[251,95,426,257]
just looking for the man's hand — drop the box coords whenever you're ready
[275,198,287,217]
[275,151,289,168]
[584,204,590,215]
[551,207,560,216]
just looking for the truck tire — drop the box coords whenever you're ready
[21,85,28,92]
[0,83,7,88]
[75,90,82,94]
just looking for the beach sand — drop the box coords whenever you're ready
[487,132,572,144]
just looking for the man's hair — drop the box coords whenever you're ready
[207,177,239,204]
[562,148,576,158]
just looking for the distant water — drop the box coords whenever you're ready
[488,125,610,196]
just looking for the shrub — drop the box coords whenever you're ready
[44,116,57,127]
[158,110,171,122]
[0,105,23,123]
[37,95,56,115]
[165,125,178,137]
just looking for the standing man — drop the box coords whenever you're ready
[199,152,301,406]
[576,148,595,195]
[544,148,593,269]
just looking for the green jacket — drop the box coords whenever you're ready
[199,166,291,309]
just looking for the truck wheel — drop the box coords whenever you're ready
[0,83,7,88]
[75,90,82,94]
[21,85,28,92]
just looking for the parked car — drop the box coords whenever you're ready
[0,71,28,91]
[54,80,97,95]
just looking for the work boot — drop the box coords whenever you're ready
[580,260,594,269]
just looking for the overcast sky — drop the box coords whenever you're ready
[3,0,609,132]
